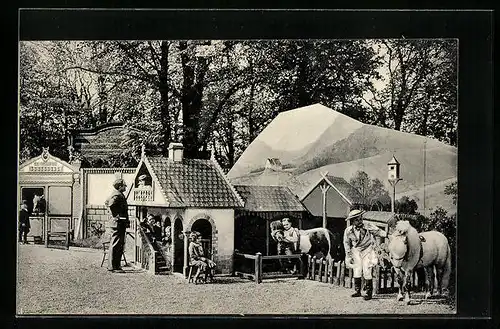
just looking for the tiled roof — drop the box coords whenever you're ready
[363,211,396,225]
[325,175,366,205]
[234,185,306,212]
[146,156,243,208]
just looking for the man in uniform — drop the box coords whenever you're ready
[105,178,130,273]
[279,217,300,274]
[343,209,387,300]
[18,200,30,244]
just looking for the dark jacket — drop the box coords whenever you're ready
[19,208,30,230]
[104,189,129,229]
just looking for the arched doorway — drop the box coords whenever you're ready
[173,217,184,273]
[191,218,213,258]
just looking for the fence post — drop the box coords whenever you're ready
[299,254,306,279]
[340,261,345,287]
[391,267,395,289]
[329,259,334,284]
[348,268,353,288]
[311,256,317,281]
[335,261,341,285]
[383,267,388,291]
[307,255,312,279]
[255,252,262,284]
[318,258,324,282]
[373,265,380,295]
[323,259,328,283]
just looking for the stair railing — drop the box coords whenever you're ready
[135,219,156,275]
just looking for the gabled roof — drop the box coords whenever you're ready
[300,175,365,205]
[234,185,306,212]
[19,150,78,173]
[362,211,396,225]
[388,155,400,165]
[143,156,244,208]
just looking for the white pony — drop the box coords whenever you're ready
[388,220,452,304]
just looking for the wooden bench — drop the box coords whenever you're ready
[45,231,70,250]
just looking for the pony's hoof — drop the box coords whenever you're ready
[404,296,411,304]
[397,294,404,301]
[425,292,432,300]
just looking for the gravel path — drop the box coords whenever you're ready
[16,244,455,315]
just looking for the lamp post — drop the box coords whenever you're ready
[388,155,402,213]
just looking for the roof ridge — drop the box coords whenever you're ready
[210,155,245,207]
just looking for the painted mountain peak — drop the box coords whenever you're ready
[228,103,457,216]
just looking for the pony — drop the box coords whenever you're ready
[387,220,452,304]
[32,194,46,214]
[270,220,342,263]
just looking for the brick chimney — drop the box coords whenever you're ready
[168,142,184,162]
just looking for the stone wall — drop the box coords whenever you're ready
[85,204,135,238]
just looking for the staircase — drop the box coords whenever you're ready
[152,244,170,274]
[135,220,171,275]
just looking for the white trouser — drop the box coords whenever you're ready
[349,245,378,279]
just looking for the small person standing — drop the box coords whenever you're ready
[343,209,387,300]
[104,179,130,273]
[280,217,300,274]
[18,200,31,244]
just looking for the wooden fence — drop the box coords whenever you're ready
[308,255,423,294]
[233,252,305,283]
[233,252,423,294]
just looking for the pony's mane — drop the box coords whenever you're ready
[392,220,421,269]
[394,220,414,236]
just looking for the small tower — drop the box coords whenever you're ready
[387,155,402,213]
[387,155,401,182]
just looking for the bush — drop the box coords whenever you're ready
[71,236,106,249]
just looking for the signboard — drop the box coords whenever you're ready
[28,160,64,173]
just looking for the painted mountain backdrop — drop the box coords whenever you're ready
[227,104,457,216]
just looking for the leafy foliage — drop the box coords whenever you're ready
[19,39,457,170]
[349,170,391,209]
[444,181,457,205]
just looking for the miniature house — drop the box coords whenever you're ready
[126,143,244,276]
[299,174,366,235]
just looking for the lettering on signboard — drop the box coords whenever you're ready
[29,161,63,172]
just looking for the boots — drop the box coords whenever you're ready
[364,279,373,300]
[351,277,362,297]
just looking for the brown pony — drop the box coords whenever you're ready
[388,220,452,304]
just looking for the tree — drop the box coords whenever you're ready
[349,171,391,209]
[444,181,458,205]
[395,195,419,215]
[363,40,457,146]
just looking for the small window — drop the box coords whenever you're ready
[390,166,394,170]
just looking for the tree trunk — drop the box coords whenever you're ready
[247,58,257,143]
[226,110,235,169]
[296,46,311,107]
[179,41,210,159]
[159,41,171,155]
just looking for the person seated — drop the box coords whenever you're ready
[188,231,216,283]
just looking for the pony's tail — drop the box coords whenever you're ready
[441,243,452,292]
